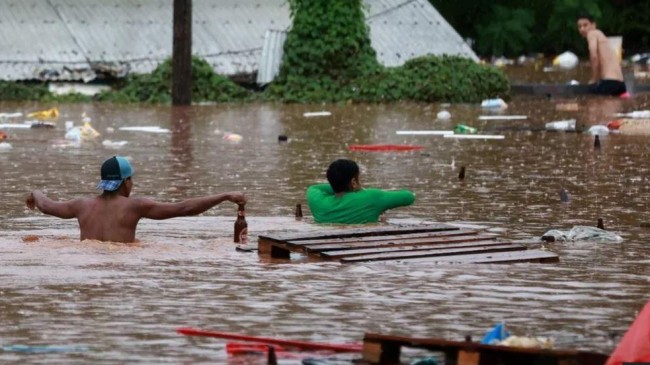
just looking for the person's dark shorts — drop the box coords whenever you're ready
[589,79,627,96]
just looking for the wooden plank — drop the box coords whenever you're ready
[458,350,480,365]
[363,340,401,364]
[285,229,479,246]
[387,250,559,264]
[339,244,525,263]
[257,224,458,242]
[362,333,608,360]
[258,237,295,258]
[305,233,498,253]
[319,240,512,259]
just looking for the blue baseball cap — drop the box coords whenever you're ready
[97,156,133,191]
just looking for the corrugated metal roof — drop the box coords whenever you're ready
[257,30,287,85]
[366,0,479,64]
[0,0,475,82]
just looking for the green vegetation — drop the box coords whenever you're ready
[1,1,511,104]
[266,0,508,103]
[97,57,251,103]
[430,0,650,57]
[0,81,89,102]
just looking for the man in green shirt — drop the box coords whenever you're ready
[306,159,415,224]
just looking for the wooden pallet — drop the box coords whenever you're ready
[362,333,608,365]
[257,224,559,264]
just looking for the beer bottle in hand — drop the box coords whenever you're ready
[234,204,248,244]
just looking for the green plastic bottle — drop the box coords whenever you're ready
[454,124,478,134]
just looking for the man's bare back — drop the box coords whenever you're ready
[26,156,246,243]
[577,14,626,96]
[586,29,623,82]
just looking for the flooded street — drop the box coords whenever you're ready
[1,95,650,364]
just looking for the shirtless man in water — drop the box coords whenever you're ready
[25,155,246,243]
[577,13,626,96]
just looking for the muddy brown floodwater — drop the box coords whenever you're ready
[1,94,649,364]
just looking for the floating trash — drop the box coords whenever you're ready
[119,126,171,133]
[102,140,128,148]
[444,134,505,140]
[27,107,59,120]
[0,112,23,120]
[0,142,13,151]
[545,119,576,132]
[481,322,510,345]
[303,111,332,117]
[223,132,243,143]
[553,51,579,70]
[498,336,554,349]
[453,124,478,134]
[478,115,527,121]
[614,110,650,119]
[587,125,610,135]
[348,144,424,152]
[396,130,453,136]
[480,98,508,109]
[0,123,33,129]
[436,110,451,120]
[542,226,623,243]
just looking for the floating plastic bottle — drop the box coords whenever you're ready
[545,119,576,132]
[453,124,477,134]
[480,98,508,109]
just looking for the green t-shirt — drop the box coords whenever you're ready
[306,183,415,224]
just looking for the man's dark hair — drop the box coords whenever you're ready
[576,12,595,22]
[326,159,359,193]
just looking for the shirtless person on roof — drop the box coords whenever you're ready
[577,13,626,96]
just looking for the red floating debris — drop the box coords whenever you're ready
[348,144,424,152]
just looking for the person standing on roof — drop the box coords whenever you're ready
[577,12,626,96]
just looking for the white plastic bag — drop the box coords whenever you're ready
[542,226,623,243]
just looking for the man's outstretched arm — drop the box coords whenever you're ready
[136,192,247,220]
[26,190,80,219]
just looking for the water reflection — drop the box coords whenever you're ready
[1,95,650,363]
[170,106,193,194]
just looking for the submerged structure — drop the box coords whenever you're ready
[0,0,476,84]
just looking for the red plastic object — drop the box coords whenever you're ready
[619,91,631,99]
[348,144,424,152]
[606,300,650,365]
[607,119,623,130]
[226,342,289,354]
[176,327,362,353]
[0,131,7,140]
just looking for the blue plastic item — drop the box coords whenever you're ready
[481,322,510,345]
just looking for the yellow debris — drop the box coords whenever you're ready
[27,107,60,120]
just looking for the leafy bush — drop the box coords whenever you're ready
[0,81,89,102]
[266,0,508,103]
[97,56,250,103]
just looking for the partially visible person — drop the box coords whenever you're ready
[25,155,246,243]
[306,159,415,224]
[576,12,626,96]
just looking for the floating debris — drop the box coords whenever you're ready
[396,130,453,136]
[444,134,505,140]
[436,110,451,120]
[119,126,171,133]
[303,111,332,117]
